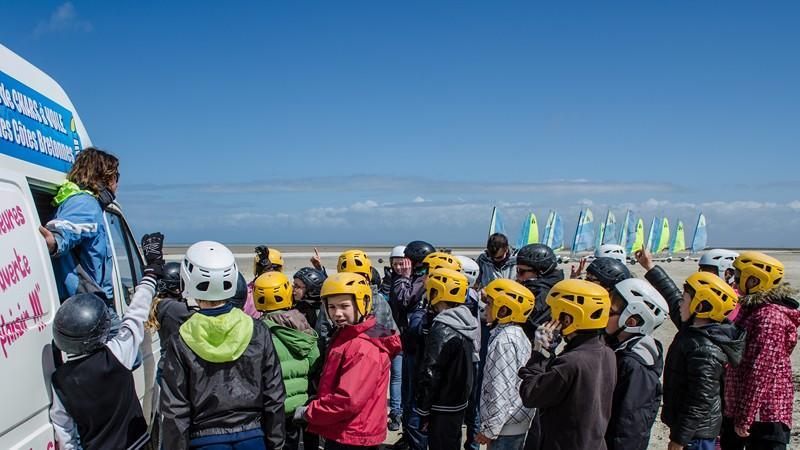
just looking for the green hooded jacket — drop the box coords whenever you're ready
[262,317,321,414]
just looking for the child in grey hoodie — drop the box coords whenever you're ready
[414,268,479,450]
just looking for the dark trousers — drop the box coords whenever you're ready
[401,353,428,449]
[284,419,320,450]
[523,415,542,450]
[429,411,466,450]
[323,441,378,450]
[720,417,790,450]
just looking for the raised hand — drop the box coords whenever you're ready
[310,247,323,270]
[634,247,655,271]
[397,257,413,278]
[570,257,587,279]
[141,232,165,279]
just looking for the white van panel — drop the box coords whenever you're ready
[0,168,60,448]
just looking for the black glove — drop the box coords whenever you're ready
[141,233,165,280]
[141,232,165,265]
[255,245,270,267]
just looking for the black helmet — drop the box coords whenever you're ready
[404,241,435,265]
[516,244,557,276]
[54,293,112,355]
[586,257,632,289]
[158,261,181,296]
[294,267,326,300]
[370,266,381,286]
[229,272,248,309]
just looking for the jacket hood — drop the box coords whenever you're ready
[263,318,317,360]
[179,308,254,363]
[53,181,95,206]
[693,322,746,366]
[338,316,402,359]
[739,283,799,308]
[434,304,480,361]
[617,335,663,372]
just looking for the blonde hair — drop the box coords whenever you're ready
[67,147,119,194]
[145,296,165,331]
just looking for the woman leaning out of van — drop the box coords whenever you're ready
[38,148,119,308]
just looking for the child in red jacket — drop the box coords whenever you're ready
[294,272,402,450]
[722,252,799,450]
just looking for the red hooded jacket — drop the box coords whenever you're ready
[724,284,800,430]
[305,316,402,446]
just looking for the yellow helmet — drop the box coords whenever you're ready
[321,272,373,316]
[253,272,293,312]
[423,252,463,272]
[547,279,610,335]
[268,248,284,270]
[485,279,535,324]
[337,249,372,282]
[254,246,284,275]
[733,251,785,295]
[426,268,469,306]
[685,272,738,322]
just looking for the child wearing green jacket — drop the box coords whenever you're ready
[253,271,321,450]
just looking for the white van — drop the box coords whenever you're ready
[0,44,160,449]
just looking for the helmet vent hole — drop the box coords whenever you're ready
[257,296,265,304]
[187,262,194,273]
[449,287,461,296]
[223,281,233,290]
[430,288,439,301]
[275,295,283,303]
[576,296,585,305]
[196,282,210,292]
[563,294,575,301]
[590,309,603,320]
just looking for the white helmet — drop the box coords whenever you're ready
[181,241,238,301]
[390,245,406,259]
[613,278,669,335]
[596,244,626,263]
[698,249,739,277]
[456,255,480,287]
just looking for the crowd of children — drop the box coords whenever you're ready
[45,178,799,450]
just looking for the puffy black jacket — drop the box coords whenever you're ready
[606,335,664,450]
[522,269,565,340]
[414,306,478,415]
[644,265,683,328]
[661,322,745,445]
[160,307,286,449]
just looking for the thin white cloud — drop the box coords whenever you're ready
[125,175,679,197]
[33,2,93,38]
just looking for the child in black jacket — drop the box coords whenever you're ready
[604,278,669,450]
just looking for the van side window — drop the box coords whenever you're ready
[105,211,140,306]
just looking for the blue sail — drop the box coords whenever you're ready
[595,222,605,250]
[691,212,707,253]
[601,211,617,245]
[648,217,662,253]
[571,208,595,253]
[489,206,507,236]
[552,212,564,251]
[617,210,632,246]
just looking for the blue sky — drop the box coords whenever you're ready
[3,1,799,247]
